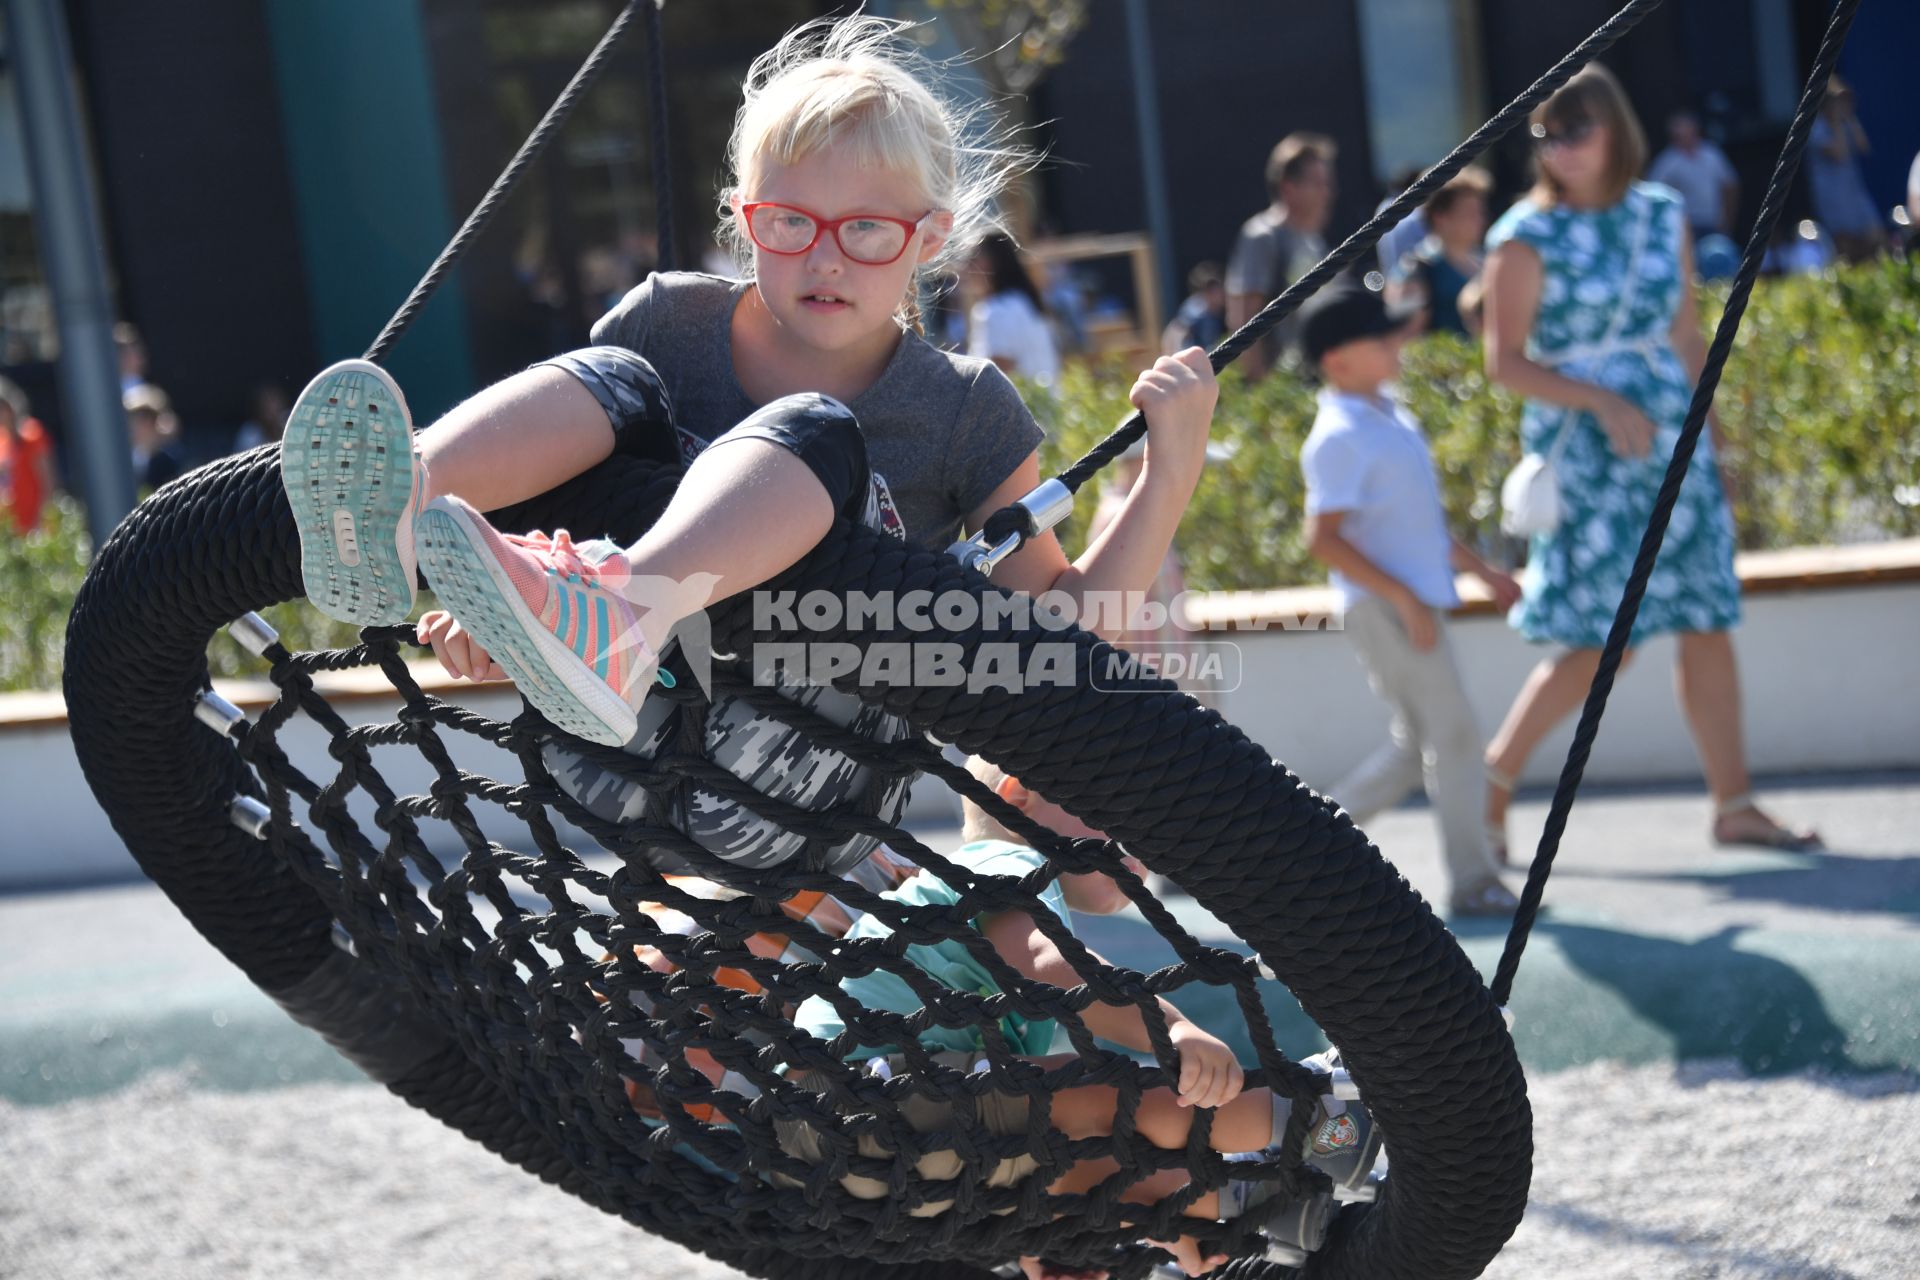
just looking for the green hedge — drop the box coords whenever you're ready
[1,495,371,695]
[4,258,1915,693]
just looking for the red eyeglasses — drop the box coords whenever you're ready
[740,202,933,266]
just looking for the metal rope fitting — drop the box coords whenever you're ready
[946,478,1073,576]
[229,795,273,839]
[194,689,249,737]
[228,612,280,656]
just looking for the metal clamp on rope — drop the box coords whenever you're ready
[1336,1172,1383,1204]
[229,795,273,840]
[228,612,280,657]
[194,689,249,737]
[946,478,1073,577]
[1325,1064,1361,1102]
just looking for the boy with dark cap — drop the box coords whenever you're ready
[1298,284,1521,917]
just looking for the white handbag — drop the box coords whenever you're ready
[1499,194,1656,538]
[1499,437,1572,536]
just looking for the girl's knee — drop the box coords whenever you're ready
[723,394,870,519]
[736,392,863,447]
[536,346,676,461]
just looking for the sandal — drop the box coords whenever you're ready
[1712,793,1824,852]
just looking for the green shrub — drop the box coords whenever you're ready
[1708,258,1920,547]
[0,496,93,694]
[0,494,370,694]
[4,259,1914,692]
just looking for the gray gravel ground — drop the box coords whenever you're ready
[3,1060,1915,1280]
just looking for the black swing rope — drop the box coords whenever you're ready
[965,0,1861,1005]
[58,0,1859,1276]
[644,0,677,273]
[362,0,654,366]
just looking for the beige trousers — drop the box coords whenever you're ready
[1332,596,1500,894]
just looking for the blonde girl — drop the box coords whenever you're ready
[281,14,1217,859]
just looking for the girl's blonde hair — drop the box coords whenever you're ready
[718,15,1034,308]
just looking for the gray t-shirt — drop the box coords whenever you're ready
[1225,208,1326,364]
[591,271,1044,551]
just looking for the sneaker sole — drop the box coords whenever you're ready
[282,360,420,626]
[414,503,641,747]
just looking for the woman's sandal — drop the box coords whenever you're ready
[1712,792,1824,852]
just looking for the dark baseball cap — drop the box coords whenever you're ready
[1298,283,1419,364]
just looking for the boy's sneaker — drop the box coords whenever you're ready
[1259,1187,1335,1265]
[1298,1051,1385,1192]
[1222,1155,1337,1263]
[281,359,423,625]
[413,495,666,746]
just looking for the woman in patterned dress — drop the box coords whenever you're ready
[1479,64,1818,855]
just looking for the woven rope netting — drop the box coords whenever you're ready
[61,0,1860,1274]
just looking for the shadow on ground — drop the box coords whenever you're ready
[1540,921,1878,1075]
[1611,848,1920,919]
[1080,904,1920,1081]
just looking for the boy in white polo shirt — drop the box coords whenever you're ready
[1298,285,1522,917]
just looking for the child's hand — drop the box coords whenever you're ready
[417,608,507,682]
[1392,592,1438,652]
[1169,1021,1245,1109]
[1128,347,1218,489]
[1144,1231,1229,1277]
[1018,1258,1109,1280]
[1479,568,1522,612]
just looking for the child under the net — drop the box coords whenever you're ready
[767,757,1383,1277]
[596,757,1380,1277]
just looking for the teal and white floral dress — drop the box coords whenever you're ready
[1486,180,1740,648]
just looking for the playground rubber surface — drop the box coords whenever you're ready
[1,772,1915,1279]
[4,771,1916,1105]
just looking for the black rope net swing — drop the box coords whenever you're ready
[59,0,1858,1275]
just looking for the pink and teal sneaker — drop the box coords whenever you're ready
[413,495,667,746]
[280,360,424,625]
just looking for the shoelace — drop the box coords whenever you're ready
[505,528,675,688]
[505,528,606,585]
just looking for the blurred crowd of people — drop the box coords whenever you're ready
[1221,74,1914,375]
[3,65,1910,563]
[0,322,295,536]
[900,69,1911,400]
